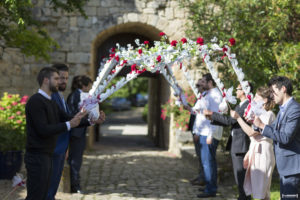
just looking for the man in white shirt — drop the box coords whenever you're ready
[184,73,223,198]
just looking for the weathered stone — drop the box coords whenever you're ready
[101,0,115,7]
[57,17,69,29]
[84,6,97,16]
[147,14,159,27]
[79,29,96,45]
[70,17,77,27]
[174,8,185,18]
[67,52,90,64]
[87,0,101,6]
[50,51,66,63]
[0,75,12,87]
[143,8,156,14]
[0,46,3,58]
[41,8,51,16]
[127,13,138,22]
[109,7,120,14]
[156,18,169,31]
[165,8,174,20]
[97,7,109,16]
[77,16,92,27]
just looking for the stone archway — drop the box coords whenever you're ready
[90,23,171,149]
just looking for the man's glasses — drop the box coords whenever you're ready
[196,84,201,87]
[236,88,243,90]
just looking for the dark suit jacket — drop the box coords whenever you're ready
[51,92,70,154]
[67,89,87,138]
[263,98,300,176]
[211,100,250,154]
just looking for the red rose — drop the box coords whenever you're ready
[138,49,143,55]
[181,38,187,44]
[156,55,162,62]
[115,56,120,62]
[229,38,236,46]
[131,64,137,73]
[170,40,177,47]
[159,32,166,36]
[144,41,150,45]
[109,53,115,58]
[222,47,228,52]
[122,60,127,65]
[111,47,116,53]
[196,37,204,45]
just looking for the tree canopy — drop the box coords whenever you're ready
[179,0,300,100]
[0,0,88,61]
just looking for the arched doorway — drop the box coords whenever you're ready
[91,23,171,149]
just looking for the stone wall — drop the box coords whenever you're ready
[0,0,189,97]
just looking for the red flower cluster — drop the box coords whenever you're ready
[196,37,204,45]
[181,38,187,44]
[144,41,150,45]
[229,38,236,46]
[170,40,178,47]
[138,49,143,55]
[156,55,162,62]
[159,32,166,36]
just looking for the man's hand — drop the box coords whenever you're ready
[253,115,265,130]
[203,110,213,120]
[230,110,240,119]
[193,134,199,143]
[206,136,212,145]
[70,110,88,128]
[92,110,106,124]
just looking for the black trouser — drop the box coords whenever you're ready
[231,152,251,200]
[68,133,86,191]
[25,152,52,200]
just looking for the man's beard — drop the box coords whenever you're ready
[49,82,58,93]
[58,84,66,92]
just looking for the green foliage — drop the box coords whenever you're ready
[179,0,300,100]
[0,93,28,151]
[161,89,196,131]
[0,0,88,61]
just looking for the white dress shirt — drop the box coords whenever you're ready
[192,87,223,140]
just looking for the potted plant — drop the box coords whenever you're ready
[0,92,28,179]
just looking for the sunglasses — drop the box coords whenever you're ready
[196,84,201,87]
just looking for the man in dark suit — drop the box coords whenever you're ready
[204,83,253,200]
[47,64,71,200]
[25,67,87,200]
[253,76,300,200]
[67,75,93,193]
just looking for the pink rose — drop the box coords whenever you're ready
[170,40,178,47]
[7,95,12,98]
[181,38,187,44]
[16,111,22,115]
[8,116,15,120]
[196,37,204,45]
[12,101,18,106]
[229,38,236,46]
[0,107,4,110]
[20,95,29,104]
[159,32,166,36]
[6,106,11,109]
[156,55,162,62]
[16,120,22,124]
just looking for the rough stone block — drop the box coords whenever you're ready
[87,0,101,6]
[109,7,120,14]
[139,14,148,23]
[127,13,138,22]
[79,29,96,45]
[97,7,109,16]
[67,52,90,64]
[57,17,69,29]
[147,1,159,9]
[156,18,169,31]
[50,52,66,63]
[165,8,174,20]
[174,8,185,18]
[70,17,77,27]
[143,8,156,14]
[41,8,51,16]
[77,16,92,27]
[147,15,159,27]
[84,6,97,16]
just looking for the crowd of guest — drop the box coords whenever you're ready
[184,73,300,200]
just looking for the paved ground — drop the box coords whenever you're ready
[0,108,237,200]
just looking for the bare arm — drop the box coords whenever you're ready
[230,110,259,137]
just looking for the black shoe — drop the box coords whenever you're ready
[197,192,216,198]
[198,187,205,192]
[71,188,84,194]
[190,179,205,186]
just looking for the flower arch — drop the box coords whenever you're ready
[82,33,254,120]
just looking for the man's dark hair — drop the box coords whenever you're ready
[268,76,293,96]
[202,73,216,86]
[80,75,92,87]
[37,67,58,87]
[52,63,69,72]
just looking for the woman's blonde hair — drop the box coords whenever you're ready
[256,86,275,111]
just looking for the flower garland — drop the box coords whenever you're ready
[82,33,255,118]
